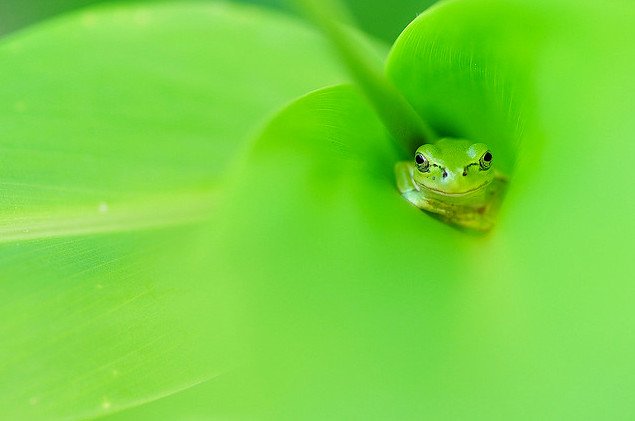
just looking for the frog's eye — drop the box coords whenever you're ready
[415,153,430,172]
[479,151,493,170]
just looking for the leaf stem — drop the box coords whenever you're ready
[294,0,438,155]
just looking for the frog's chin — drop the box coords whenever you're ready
[416,182,489,197]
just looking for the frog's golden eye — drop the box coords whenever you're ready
[479,151,493,170]
[415,153,430,172]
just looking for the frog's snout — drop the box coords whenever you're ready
[437,170,467,194]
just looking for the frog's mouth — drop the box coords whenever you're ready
[415,182,489,197]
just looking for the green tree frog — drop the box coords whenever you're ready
[395,138,507,231]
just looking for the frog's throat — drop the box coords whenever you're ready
[413,180,490,197]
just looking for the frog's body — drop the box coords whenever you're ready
[395,138,507,231]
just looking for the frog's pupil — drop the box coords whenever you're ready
[415,154,425,164]
[484,152,492,162]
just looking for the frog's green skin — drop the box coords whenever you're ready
[395,138,507,231]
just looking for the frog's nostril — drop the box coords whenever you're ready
[442,171,448,178]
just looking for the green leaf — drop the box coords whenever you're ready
[207,82,494,418]
[0,1,349,419]
[5,0,635,418]
[203,0,635,418]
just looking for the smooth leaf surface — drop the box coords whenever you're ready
[384,0,635,417]
[3,0,635,419]
[0,1,349,419]
[109,84,478,421]
[213,85,475,419]
[199,0,635,419]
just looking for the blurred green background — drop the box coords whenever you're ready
[0,0,437,41]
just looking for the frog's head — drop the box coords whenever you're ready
[412,138,495,196]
